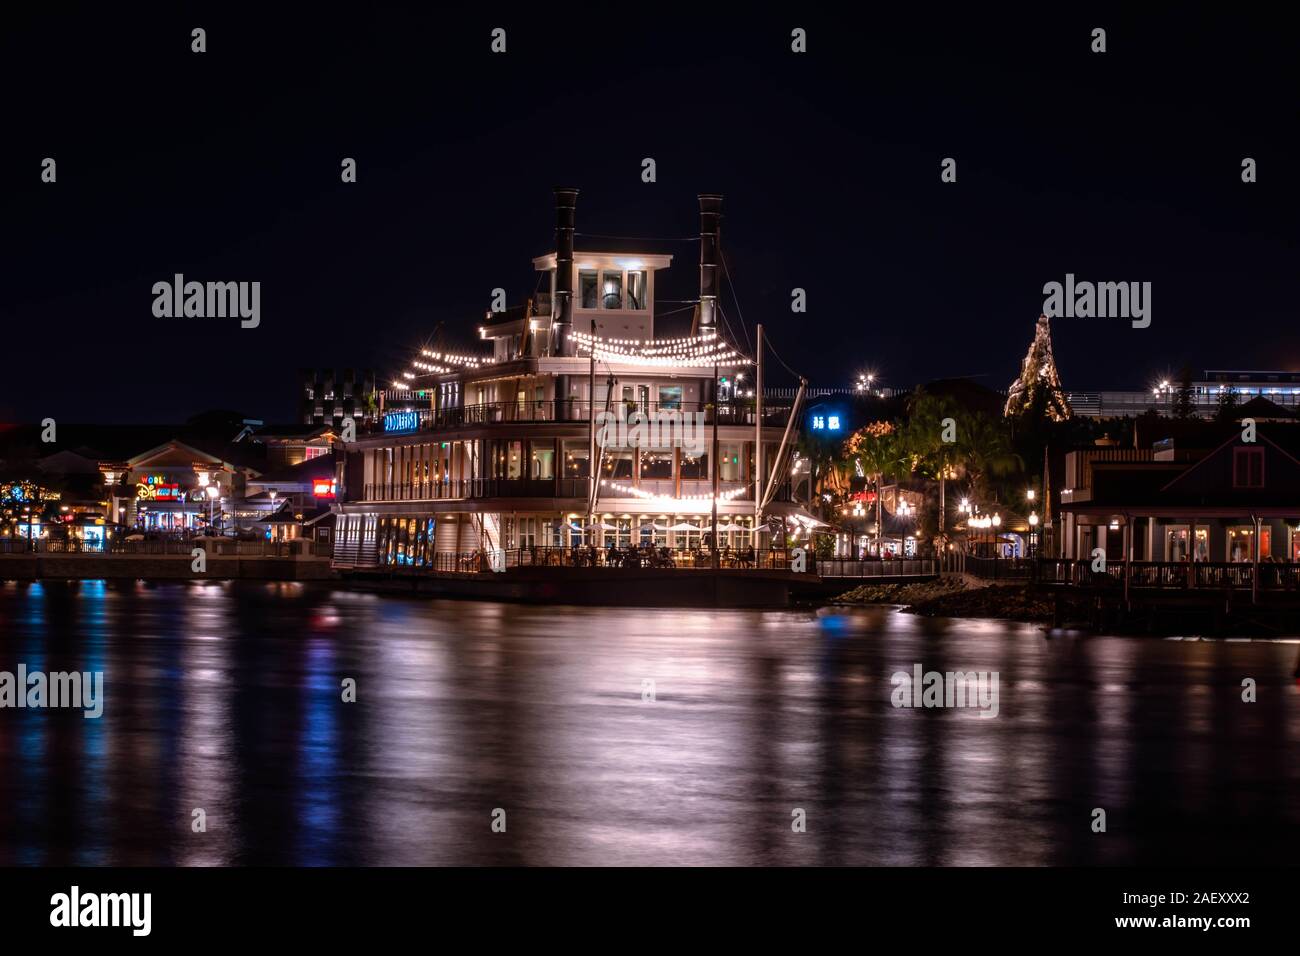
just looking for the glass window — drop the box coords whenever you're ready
[658,385,683,410]
[1226,526,1255,562]
[603,449,634,480]
[640,449,673,479]
[601,272,623,309]
[626,271,647,310]
[530,441,555,479]
[719,442,742,482]
[562,440,590,478]
[680,451,709,480]
[606,517,632,549]
[517,517,538,549]
[580,271,598,309]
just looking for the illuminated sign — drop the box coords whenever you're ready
[810,414,841,432]
[384,411,419,432]
[312,479,337,499]
[136,475,185,500]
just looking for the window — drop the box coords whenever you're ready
[639,449,673,479]
[1226,526,1255,562]
[626,271,647,310]
[529,441,555,479]
[679,451,709,480]
[657,385,683,410]
[1233,447,1264,488]
[580,271,599,309]
[603,448,634,480]
[719,442,743,482]
[601,271,623,309]
[639,517,667,547]
[562,440,590,478]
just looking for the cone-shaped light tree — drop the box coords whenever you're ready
[1004,314,1072,421]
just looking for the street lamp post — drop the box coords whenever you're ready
[992,513,1001,578]
[205,484,219,531]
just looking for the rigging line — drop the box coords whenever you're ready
[762,332,804,382]
[718,248,753,354]
[574,232,697,243]
[653,303,699,320]
[715,305,751,362]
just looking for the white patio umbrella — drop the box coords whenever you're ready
[668,522,701,532]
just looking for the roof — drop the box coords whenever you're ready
[1233,396,1297,420]
[247,453,336,484]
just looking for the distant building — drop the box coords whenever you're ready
[1068,370,1300,419]
[299,368,377,427]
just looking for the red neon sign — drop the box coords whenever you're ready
[312,479,336,499]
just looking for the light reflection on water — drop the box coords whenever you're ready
[0,579,1298,866]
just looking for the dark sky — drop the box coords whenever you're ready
[3,7,1296,424]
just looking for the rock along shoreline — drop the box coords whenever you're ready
[832,577,1055,623]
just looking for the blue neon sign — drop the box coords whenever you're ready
[810,413,841,432]
[384,410,419,432]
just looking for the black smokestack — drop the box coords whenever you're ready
[698,193,723,331]
[552,187,579,356]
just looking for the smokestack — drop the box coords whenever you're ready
[552,187,579,356]
[698,193,723,331]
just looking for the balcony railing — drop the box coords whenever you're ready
[356,477,789,504]
[362,478,592,502]
[370,400,795,433]
[1036,559,1300,590]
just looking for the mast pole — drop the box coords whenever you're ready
[754,324,764,550]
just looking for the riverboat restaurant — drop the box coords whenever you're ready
[331,189,815,570]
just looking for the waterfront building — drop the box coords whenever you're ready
[332,190,813,569]
[1056,425,1300,563]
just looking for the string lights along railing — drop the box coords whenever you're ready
[600,479,747,503]
[573,330,750,367]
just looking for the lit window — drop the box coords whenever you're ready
[601,272,623,309]
[626,271,647,310]
[579,271,598,309]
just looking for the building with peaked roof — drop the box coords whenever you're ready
[1057,425,1300,564]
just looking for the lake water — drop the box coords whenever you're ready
[1,579,1297,865]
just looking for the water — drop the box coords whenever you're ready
[1,579,1298,866]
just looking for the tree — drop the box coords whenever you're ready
[899,390,963,540]
[844,421,907,556]
[1173,367,1196,420]
[1214,385,1240,422]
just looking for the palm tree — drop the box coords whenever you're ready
[955,410,1023,505]
[900,390,964,541]
[845,421,907,557]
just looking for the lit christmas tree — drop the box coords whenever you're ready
[1004,313,1072,420]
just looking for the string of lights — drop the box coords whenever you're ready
[600,480,748,503]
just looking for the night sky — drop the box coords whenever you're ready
[3,8,1296,424]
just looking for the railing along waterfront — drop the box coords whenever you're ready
[1036,559,1300,591]
[961,555,1036,581]
[818,559,937,578]
[380,546,808,573]
[0,538,319,557]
